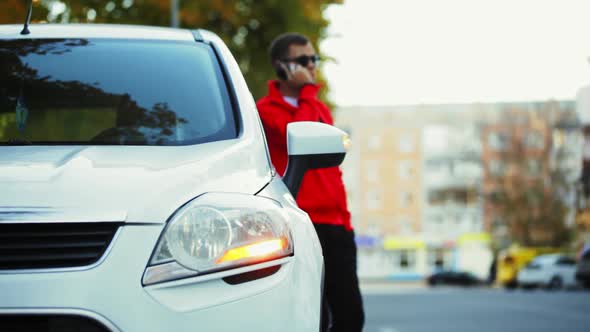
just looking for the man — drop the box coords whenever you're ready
[256,33,365,332]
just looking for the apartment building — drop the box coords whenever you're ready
[336,105,490,278]
[334,101,577,279]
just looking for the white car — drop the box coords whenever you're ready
[517,254,578,289]
[0,24,349,331]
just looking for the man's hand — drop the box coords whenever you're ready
[280,62,313,88]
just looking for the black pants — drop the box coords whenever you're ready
[314,224,365,332]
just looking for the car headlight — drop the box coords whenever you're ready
[143,193,293,285]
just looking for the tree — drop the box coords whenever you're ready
[484,107,572,248]
[1,0,343,102]
[0,0,49,25]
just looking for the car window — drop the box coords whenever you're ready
[0,39,236,145]
[532,255,556,266]
[555,256,576,266]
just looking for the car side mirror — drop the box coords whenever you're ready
[282,121,349,198]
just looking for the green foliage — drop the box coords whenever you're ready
[1,0,343,103]
[0,0,49,25]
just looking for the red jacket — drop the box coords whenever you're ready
[257,80,352,231]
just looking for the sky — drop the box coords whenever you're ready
[320,0,590,107]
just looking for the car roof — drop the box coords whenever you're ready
[0,24,195,42]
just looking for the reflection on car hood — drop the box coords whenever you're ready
[0,140,271,224]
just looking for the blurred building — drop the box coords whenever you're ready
[551,106,583,228]
[422,122,486,277]
[336,105,493,279]
[337,108,424,278]
[335,100,577,280]
[575,85,590,247]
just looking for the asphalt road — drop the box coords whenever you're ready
[361,286,590,332]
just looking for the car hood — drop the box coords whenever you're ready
[0,139,272,224]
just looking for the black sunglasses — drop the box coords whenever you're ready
[283,54,321,67]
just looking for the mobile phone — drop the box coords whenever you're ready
[275,61,287,80]
[276,61,297,80]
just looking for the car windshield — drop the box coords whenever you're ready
[525,261,542,269]
[0,39,236,145]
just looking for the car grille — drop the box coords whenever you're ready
[0,314,111,332]
[0,222,121,270]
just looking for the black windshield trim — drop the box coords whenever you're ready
[205,39,242,138]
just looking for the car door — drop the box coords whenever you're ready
[555,256,577,286]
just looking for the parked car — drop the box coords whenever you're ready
[427,270,482,287]
[0,23,349,332]
[517,254,578,289]
[575,248,590,288]
[496,245,560,288]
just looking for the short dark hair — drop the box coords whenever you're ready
[269,33,310,63]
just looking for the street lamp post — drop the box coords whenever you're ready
[171,0,179,28]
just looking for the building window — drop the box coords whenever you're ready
[454,161,483,178]
[367,218,381,236]
[471,216,481,232]
[492,217,507,235]
[489,160,506,177]
[398,216,413,235]
[427,249,446,269]
[366,160,379,182]
[366,190,381,210]
[489,190,506,204]
[398,160,414,179]
[553,130,566,148]
[454,213,462,226]
[368,135,381,150]
[399,134,414,153]
[398,249,416,269]
[425,215,444,233]
[527,159,542,175]
[399,250,415,268]
[423,125,449,153]
[399,191,413,207]
[488,132,509,151]
[452,189,467,204]
[427,190,444,205]
[525,131,544,149]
